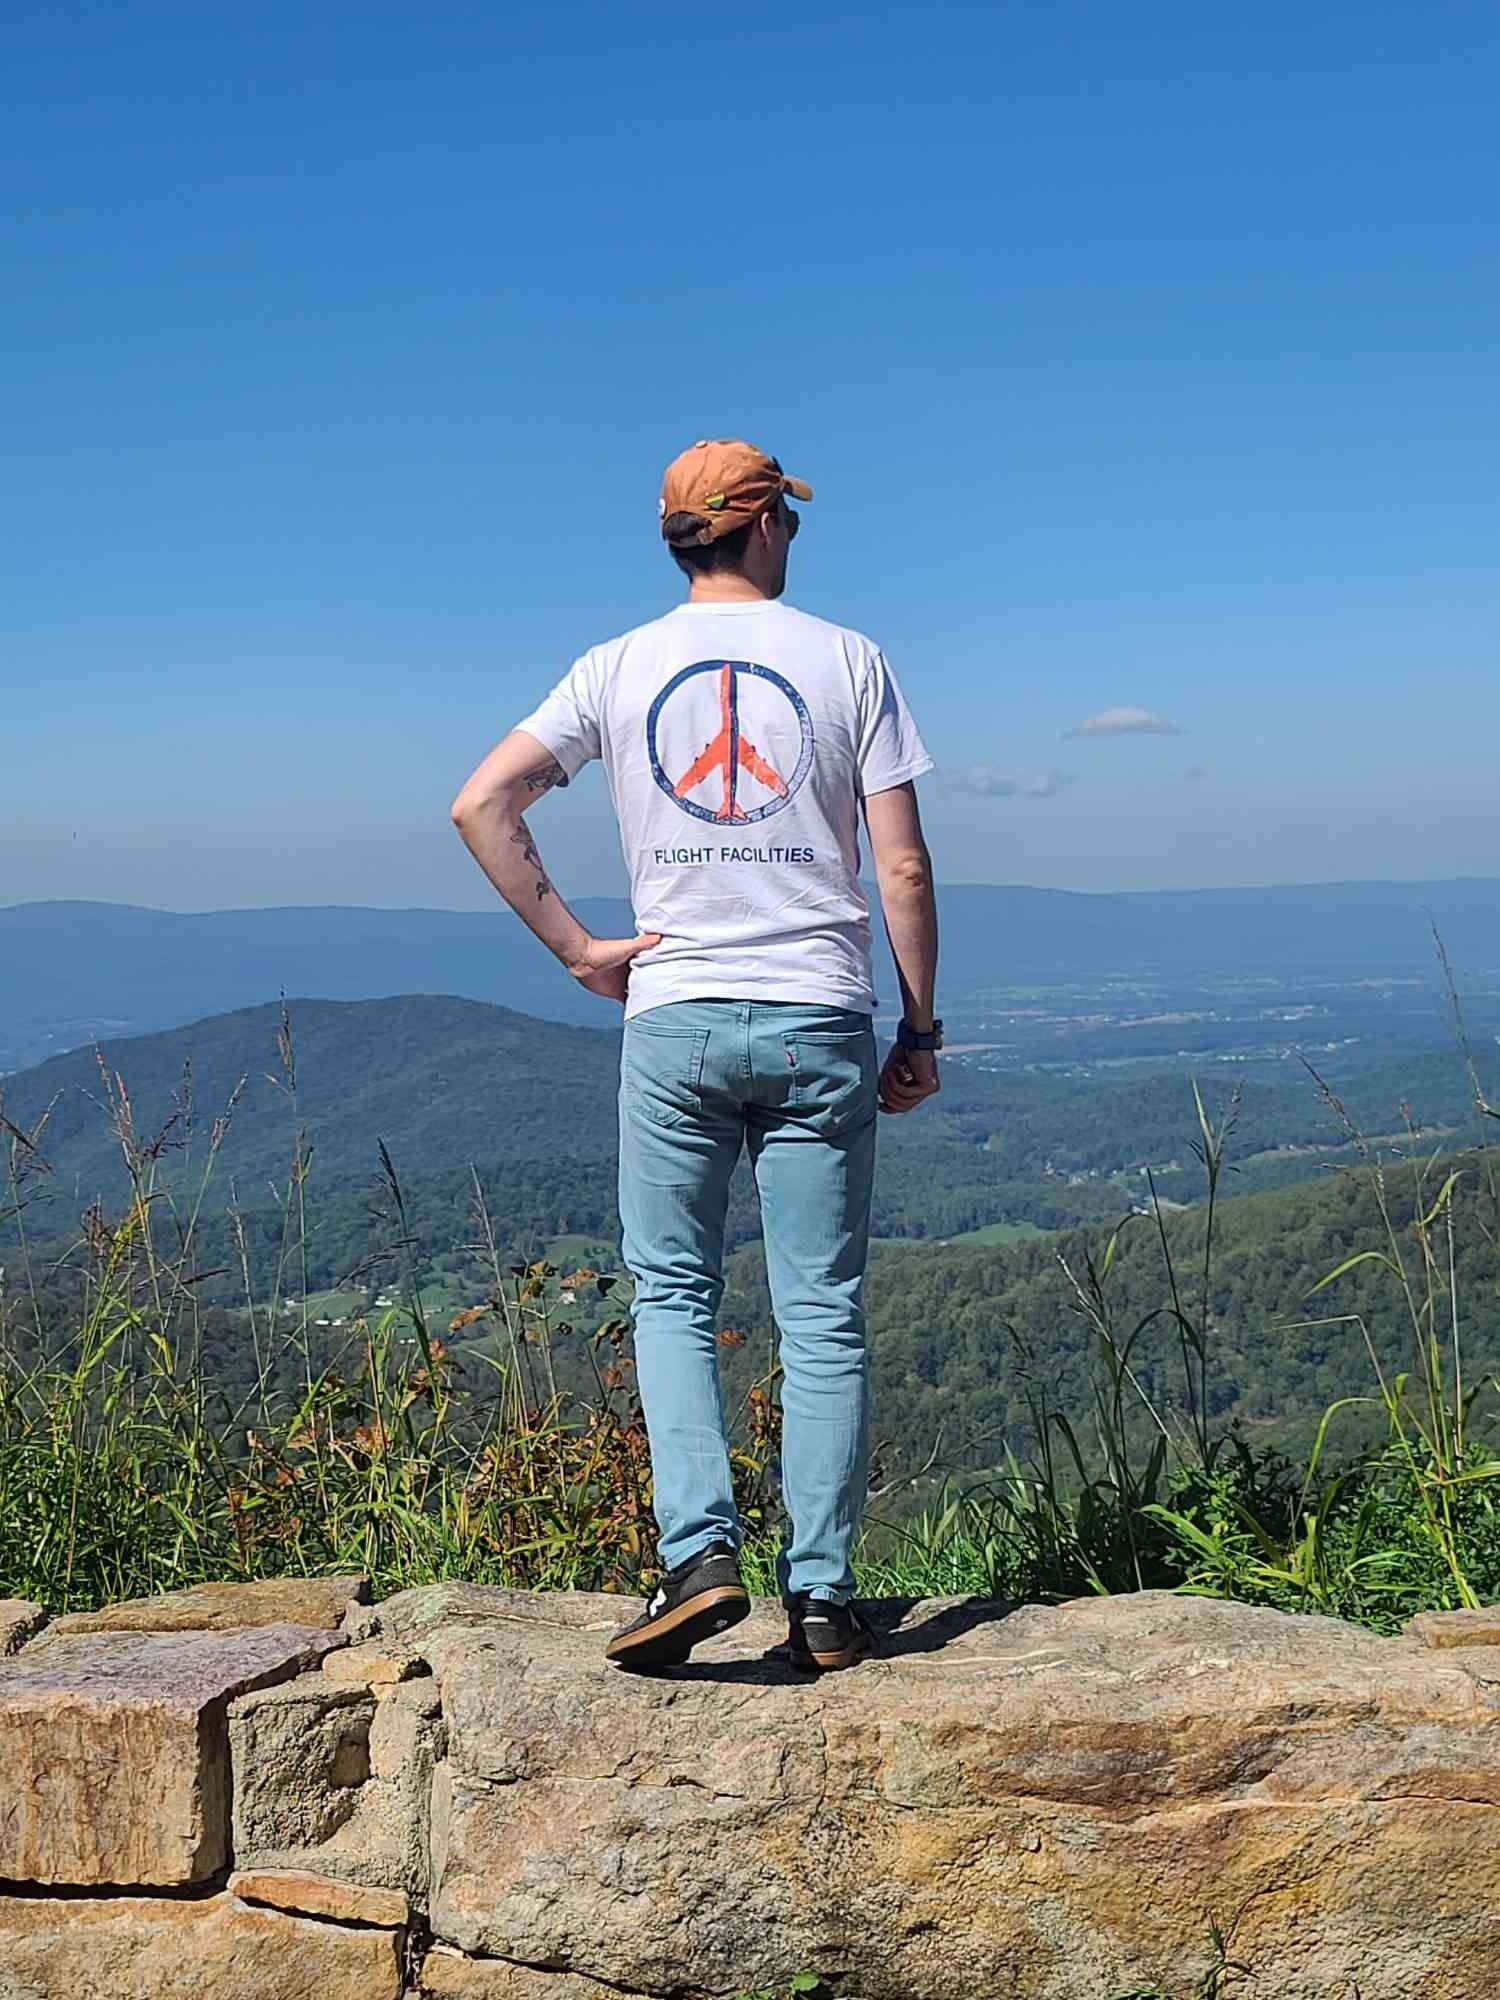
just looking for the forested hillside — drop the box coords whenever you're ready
[714,1148,1500,1470]
[7,991,1495,1224]
[0,995,623,1202]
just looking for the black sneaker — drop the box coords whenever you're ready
[604,1543,750,1670]
[784,1595,872,1672]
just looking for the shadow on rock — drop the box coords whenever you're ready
[625,1595,1015,1683]
[861,1594,1016,1656]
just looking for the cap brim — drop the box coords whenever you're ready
[782,474,813,502]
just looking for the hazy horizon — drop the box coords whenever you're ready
[9,867,1500,921]
[12,757,1500,912]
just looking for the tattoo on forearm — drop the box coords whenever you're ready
[522,760,568,795]
[511,818,553,901]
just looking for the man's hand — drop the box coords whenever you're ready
[878,1044,941,1115]
[567,932,663,1005]
[865,785,940,1113]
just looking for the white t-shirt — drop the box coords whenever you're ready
[515,599,933,1020]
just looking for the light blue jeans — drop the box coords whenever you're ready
[618,999,878,1603]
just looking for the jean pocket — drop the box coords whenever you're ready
[783,1027,878,1136]
[623,1023,710,1128]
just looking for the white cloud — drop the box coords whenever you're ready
[1064,706,1186,740]
[946,765,1076,799]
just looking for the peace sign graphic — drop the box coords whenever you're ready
[647,660,815,825]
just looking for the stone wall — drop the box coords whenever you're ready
[2,1581,1499,1998]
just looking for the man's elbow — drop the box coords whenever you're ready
[878,848,933,894]
[450,777,510,830]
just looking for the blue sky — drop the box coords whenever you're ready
[6,0,1498,908]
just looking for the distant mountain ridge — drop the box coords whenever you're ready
[5,880,1499,1071]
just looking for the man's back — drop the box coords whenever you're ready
[518,598,932,1017]
[452,437,941,1672]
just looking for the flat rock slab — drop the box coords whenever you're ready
[48,1574,368,1637]
[0,1623,337,1885]
[0,1887,402,2000]
[1405,1605,1500,1648]
[323,1644,426,1689]
[413,1585,1500,2000]
[346,1580,626,1651]
[230,1867,410,1927]
[0,1599,46,1657]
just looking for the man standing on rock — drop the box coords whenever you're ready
[452,440,941,1672]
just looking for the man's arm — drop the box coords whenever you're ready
[863,781,941,1114]
[450,729,659,1004]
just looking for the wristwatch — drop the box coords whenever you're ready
[896,1018,944,1053]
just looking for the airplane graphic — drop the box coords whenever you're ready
[671,663,791,823]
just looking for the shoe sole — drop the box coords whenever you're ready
[788,1633,871,1672]
[605,1585,751,1669]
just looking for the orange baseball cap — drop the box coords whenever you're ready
[659,438,814,545]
